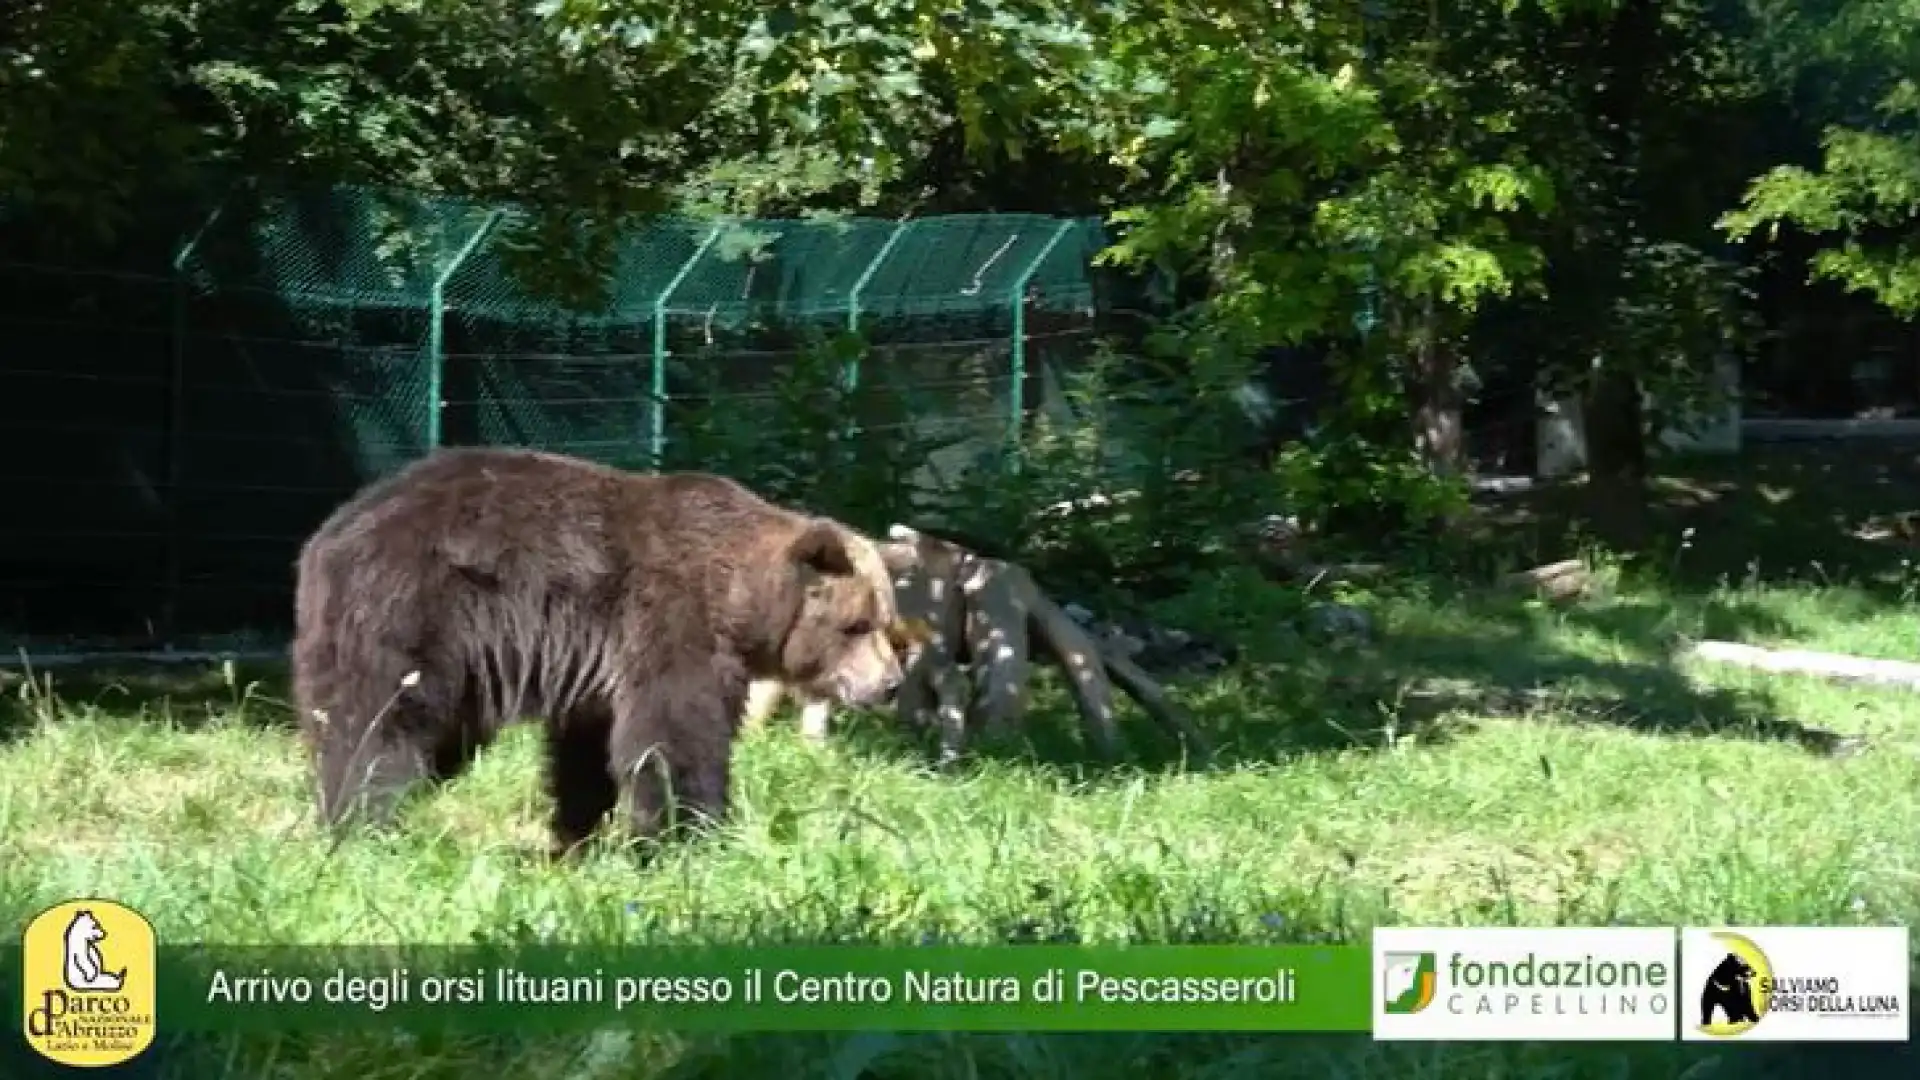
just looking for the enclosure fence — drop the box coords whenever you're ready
[0,185,1110,651]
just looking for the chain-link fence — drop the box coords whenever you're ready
[0,185,1109,651]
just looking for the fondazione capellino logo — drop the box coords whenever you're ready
[1381,952,1438,1014]
[20,898,158,1068]
[1374,927,1679,1041]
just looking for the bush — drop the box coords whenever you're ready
[665,316,1477,611]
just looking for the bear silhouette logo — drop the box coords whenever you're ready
[62,909,127,992]
[21,898,158,1068]
[1693,931,1773,1037]
[1700,953,1760,1025]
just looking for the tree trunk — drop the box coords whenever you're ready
[1582,363,1648,544]
[1578,0,1662,544]
[1411,296,1465,476]
[1209,158,1241,294]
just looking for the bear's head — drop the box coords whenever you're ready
[69,911,105,945]
[768,520,922,708]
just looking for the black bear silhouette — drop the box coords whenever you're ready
[1700,952,1762,1025]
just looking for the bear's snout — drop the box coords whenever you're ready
[830,643,904,707]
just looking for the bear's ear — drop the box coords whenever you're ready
[789,520,857,577]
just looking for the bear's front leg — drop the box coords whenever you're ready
[543,701,622,859]
[606,670,740,846]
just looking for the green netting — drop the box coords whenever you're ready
[441,209,1106,471]
[182,186,502,310]
[0,258,179,641]
[0,184,1110,646]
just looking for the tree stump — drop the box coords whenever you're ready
[879,525,1212,765]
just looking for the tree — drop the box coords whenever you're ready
[1464,1,1771,540]
[1722,0,1920,317]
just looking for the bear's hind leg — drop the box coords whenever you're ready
[544,702,620,859]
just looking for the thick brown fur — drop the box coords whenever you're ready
[291,446,906,857]
[743,610,931,739]
[739,534,930,740]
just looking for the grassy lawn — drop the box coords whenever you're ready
[3,444,1919,1077]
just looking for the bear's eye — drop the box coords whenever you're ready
[844,619,875,637]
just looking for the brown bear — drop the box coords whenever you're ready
[740,617,929,740]
[738,534,935,741]
[291,445,907,857]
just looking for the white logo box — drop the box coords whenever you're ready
[1679,926,1910,1043]
[1373,927,1680,1042]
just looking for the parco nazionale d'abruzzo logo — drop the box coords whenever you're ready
[21,898,158,1068]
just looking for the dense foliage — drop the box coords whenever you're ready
[2,0,1914,566]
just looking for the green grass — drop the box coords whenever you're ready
[10,441,1920,1076]
[3,563,1918,1078]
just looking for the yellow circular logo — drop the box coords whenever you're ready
[20,898,158,1068]
[1696,931,1773,1037]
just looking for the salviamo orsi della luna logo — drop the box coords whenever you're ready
[1682,926,1910,1042]
[1374,927,1678,1041]
[21,898,158,1068]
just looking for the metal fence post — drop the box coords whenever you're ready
[845,217,912,390]
[158,198,226,645]
[1007,219,1077,470]
[651,223,724,468]
[426,209,504,451]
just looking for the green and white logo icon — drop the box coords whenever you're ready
[1383,952,1438,1014]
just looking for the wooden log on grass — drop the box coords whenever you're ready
[993,561,1121,761]
[883,525,973,761]
[883,524,1208,764]
[1101,646,1214,762]
[1501,559,1592,603]
[958,555,1034,737]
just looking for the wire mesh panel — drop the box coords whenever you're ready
[170,187,495,635]
[441,213,710,470]
[0,184,1109,650]
[0,253,179,644]
[653,214,1111,528]
[653,218,920,522]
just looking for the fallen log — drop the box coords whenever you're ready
[959,556,1033,737]
[884,525,972,761]
[1101,647,1213,762]
[1002,563,1122,761]
[1501,559,1593,604]
[879,524,1208,763]
[1684,640,1920,691]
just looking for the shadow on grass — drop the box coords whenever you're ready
[0,658,294,745]
[1479,439,1920,603]
[937,442,1920,774]
[1378,591,1861,755]
[844,571,1866,778]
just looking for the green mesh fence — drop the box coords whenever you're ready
[0,185,1108,649]
[0,226,187,646]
